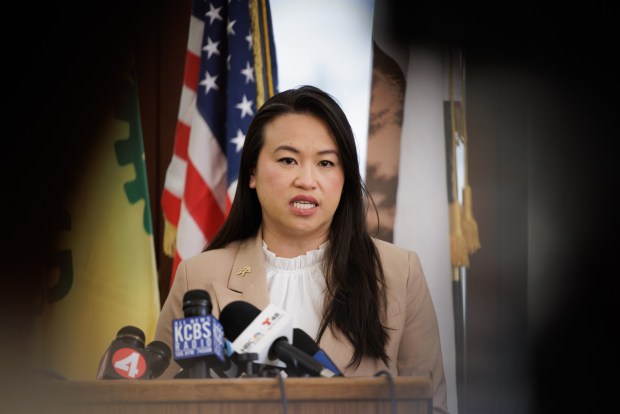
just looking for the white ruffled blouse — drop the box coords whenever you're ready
[263,241,327,340]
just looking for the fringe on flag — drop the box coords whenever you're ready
[461,184,480,254]
[449,201,470,267]
[162,218,177,258]
[459,54,481,256]
[446,48,480,269]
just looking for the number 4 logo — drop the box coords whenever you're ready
[112,348,147,379]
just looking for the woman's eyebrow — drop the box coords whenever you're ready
[274,145,299,153]
[317,149,339,156]
[274,145,339,156]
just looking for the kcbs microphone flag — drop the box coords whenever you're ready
[33,71,160,380]
[161,0,278,286]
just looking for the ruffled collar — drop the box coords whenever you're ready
[262,241,327,271]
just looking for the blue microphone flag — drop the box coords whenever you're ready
[172,315,226,363]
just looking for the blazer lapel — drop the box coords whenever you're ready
[213,229,270,314]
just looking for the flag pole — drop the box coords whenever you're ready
[453,266,467,414]
[447,47,470,414]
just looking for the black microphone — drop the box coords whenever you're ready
[292,328,343,377]
[172,289,227,378]
[219,300,261,342]
[218,300,267,377]
[219,301,337,378]
[145,340,172,379]
[96,326,172,380]
[96,325,145,380]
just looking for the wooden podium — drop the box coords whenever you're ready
[29,375,433,414]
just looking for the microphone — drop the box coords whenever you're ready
[145,340,173,379]
[96,326,172,380]
[172,289,227,378]
[292,328,343,377]
[219,301,337,378]
[218,300,273,377]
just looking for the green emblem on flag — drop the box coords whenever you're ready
[114,76,153,235]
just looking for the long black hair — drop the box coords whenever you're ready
[206,85,389,367]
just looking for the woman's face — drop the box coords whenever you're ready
[249,112,345,243]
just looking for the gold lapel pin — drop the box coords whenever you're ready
[236,266,251,277]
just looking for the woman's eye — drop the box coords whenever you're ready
[279,157,296,165]
[319,160,335,167]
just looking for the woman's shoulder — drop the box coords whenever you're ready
[181,234,262,274]
[370,239,426,293]
[372,237,419,258]
[184,240,242,265]
[371,237,422,271]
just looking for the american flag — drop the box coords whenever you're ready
[162,0,278,285]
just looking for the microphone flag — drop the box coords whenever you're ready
[172,315,226,364]
[230,303,293,368]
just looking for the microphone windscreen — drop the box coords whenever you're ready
[183,289,211,302]
[146,340,172,378]
[116,325,146,348]
[219,301,261,341]
[183,289,213,315]
[292,328,320,354]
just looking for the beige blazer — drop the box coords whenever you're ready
[155,229,449,414]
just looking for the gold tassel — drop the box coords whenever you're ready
[458,53,481,257]
[461,185,480,254]
[449,201,470,268]
[447,50,469,269]
[162,218,177,258]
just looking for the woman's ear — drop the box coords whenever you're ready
[249,170,256,188]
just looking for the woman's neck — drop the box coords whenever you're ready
[261,226,328,258]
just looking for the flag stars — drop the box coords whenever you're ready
[245,30,253,49]
[203,37,220,59]
[230,129,246,152]
[227,19,236,36]
[205,4,223,24]
[241,61,254,84]
[200,71,218,94]
[235,95,254,118]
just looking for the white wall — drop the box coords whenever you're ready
[270,0,374,178]
[393,46,458,414]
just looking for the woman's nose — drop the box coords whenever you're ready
[294,165,317,189]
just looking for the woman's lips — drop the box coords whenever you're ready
[289,195,318,215]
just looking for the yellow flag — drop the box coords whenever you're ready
[34,73,160,380]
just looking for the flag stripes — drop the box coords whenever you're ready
[162,0,278,285]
